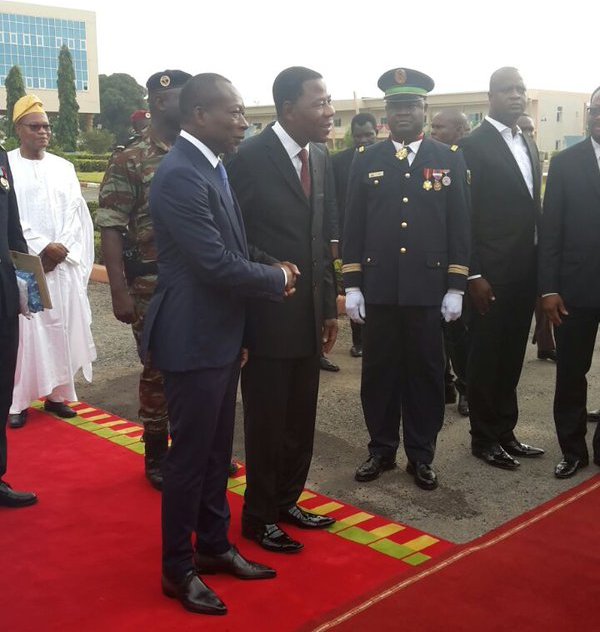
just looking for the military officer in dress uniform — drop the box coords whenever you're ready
[343,68,471,490]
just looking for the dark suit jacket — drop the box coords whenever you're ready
[331,146,356,247]
[460,119,541,285]
[342,137,471,306]
[0,150,27,319]
[227,124,338,359]
[539,137,600,308]
[142,136,284,372]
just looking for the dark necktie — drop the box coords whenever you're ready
[298,148,311,198]
[216,161,234,205]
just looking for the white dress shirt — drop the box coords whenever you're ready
[485,116,534,197]
[592,137,600,172]
[272,121,309,179]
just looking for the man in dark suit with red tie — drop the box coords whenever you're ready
[227,67,338,554]
[460,67,545,470]
[539,86,600,479]
[143,74,296,615]
[0,146,37,508]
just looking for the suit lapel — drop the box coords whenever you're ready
[580,137,600,201]
[178,137,246,252]
[522,133,541,204]
[263,126,309,206]
[481,120,532,199]
[309,143,325,212]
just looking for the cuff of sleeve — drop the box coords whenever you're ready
[468,274,482,280]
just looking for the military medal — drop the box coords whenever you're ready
[396,146,408,161]
[0,167,9,191]
[432,169,443,191]
[423,168,433,190]
[441,169,451,186]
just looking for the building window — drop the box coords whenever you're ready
[56,36,63,47]
[68,38,75,50]
[80,39,86,50]
[556,106,563,123]
[253,122,262,130]
[10,32,18,45]
[380,117,387,125]
[555,140,561,150]
[25,77,33,88]
[334,118,342,127]
[39,77,46,89]
[35,34,43,46]
[23,33,31,45]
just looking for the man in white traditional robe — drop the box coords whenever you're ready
[7,95,96,428]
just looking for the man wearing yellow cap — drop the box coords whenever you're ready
[7,95,96,429]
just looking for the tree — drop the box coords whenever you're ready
[54,45,79,151]
[80,128,115,154]
[96,73,146,144]
[4,65,26,139]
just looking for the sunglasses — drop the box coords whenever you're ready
[20,123,52,132]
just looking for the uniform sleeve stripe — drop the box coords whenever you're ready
[342,263,362,274]
[448,265,469,276]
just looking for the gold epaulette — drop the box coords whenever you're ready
[448,264,469,276]
[342,263,362,274]
[358,145,365,153]
[450,145,459,152]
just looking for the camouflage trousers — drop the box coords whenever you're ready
[131,287,169,437]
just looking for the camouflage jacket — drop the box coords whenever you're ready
[96,128,170,266]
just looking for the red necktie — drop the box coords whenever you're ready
[298,148,311,198]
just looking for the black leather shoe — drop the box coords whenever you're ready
[355,454,396,482]
[162,570,226,615]
[279,505,335,529]
[501,440,545,458]
[242,521,303,553]
[0,480,37,508]
[350,345,363,357]
[472,445,520,470]
[8,410,27,429]
[457,394,469,417]
[554,458,588,479]
[406,462,438,490]
[44,400,77,418]
[537,349,557,361]
[194,545,275,580]
[320,356,340,372]
[587,409,600,423]
[228,461,239,477]
[143,432,168,491]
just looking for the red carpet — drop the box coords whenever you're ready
[1,404,453,632]
[310,474,600,632]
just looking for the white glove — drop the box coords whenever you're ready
[441,291,463,322]
[345,288,366,324]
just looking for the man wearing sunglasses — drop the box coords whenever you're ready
[539,87,600,478]
[7,95,96,428]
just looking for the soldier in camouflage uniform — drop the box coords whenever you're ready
[96,70,192,490]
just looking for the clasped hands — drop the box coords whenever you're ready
[275,261,300,297]
[41,242,69,273]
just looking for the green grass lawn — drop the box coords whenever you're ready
[77,171,105,184]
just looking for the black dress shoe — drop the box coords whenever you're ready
[44,400,77,418]
[8,410,27,429]
[0,480,38,508]
[537,349,557,361]
[242,521,303,554]
[501,440,545,458]
[279,505,335,529]
[320,356,340,372]
[350,345,363,357]
[162,570,226,615]
[194,545,275,580]
[587,409,600,423]
[554,458,588,479]
[457,394,469,417]
[472,445,520,470]
[406,462,438,490]
[355,454,396,482]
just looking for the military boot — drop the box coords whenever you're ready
[143,431,168,491]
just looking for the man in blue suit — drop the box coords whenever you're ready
[143,73,296,616]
